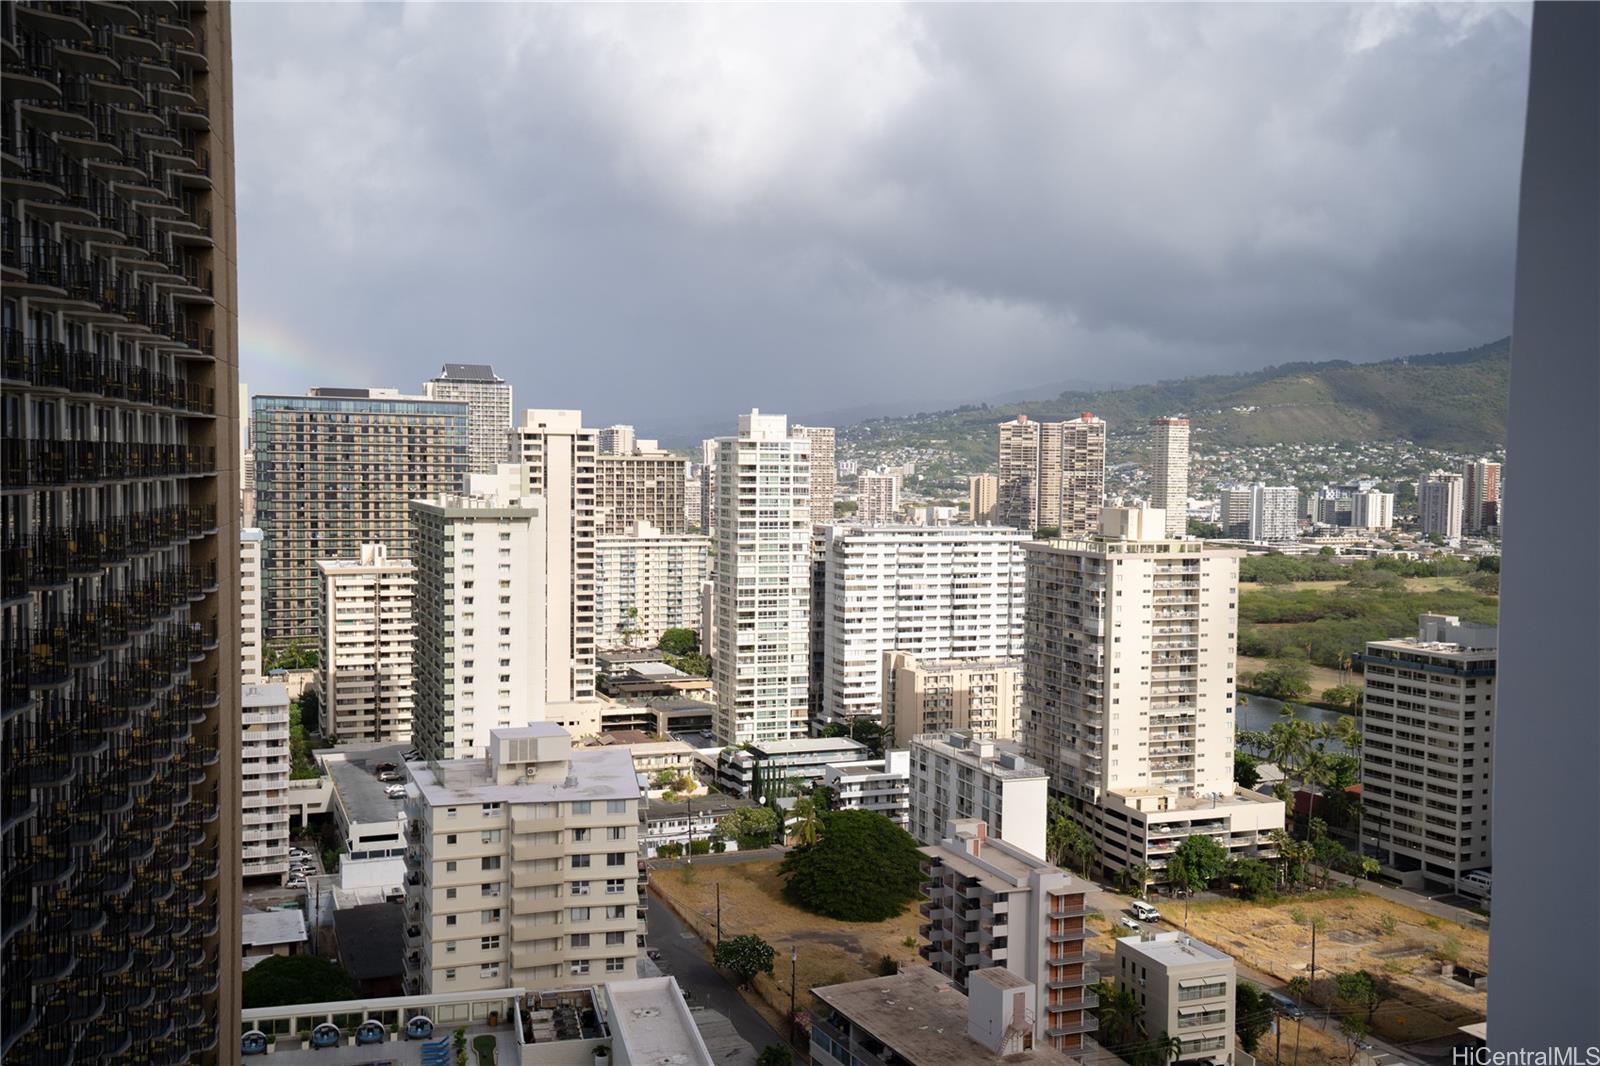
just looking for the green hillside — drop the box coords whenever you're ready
[845,338,1510,461]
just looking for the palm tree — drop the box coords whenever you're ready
[789,797,822,847]
[1089,982,1145,1047]
[1151,1032,1183,1065]
[1330,714,1361,755]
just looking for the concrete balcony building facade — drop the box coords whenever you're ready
[883,652,1023,746]
[315,544,416,744]
[594,521,709,651]
[594,441,689,536]
[1,2,242,1058]
[241,683,292,879]
[423,363,512,477]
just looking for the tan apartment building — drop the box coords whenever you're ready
[424,363,513,476]
[316,544,417,743]
[920,821,1097,1052]
[253,388,468,649]
[1463,458,1502,534]
[402,725,641,996]
[1419,470,1465,542]
[1022,507,1283,881]
[791,423,837,526]
[594,521,710,650]
[1,2,243,1055]
[1113,931,1237,1064]
[858,470,902,523]
[595,440,689,535]
[1150,417,1191,538]
[242,684,293,879]
[410,486,548,760]
[508,410,598,701]
[996,414,1106,535]
[1360,614,1497,893]
[883,652,1023,745]
[968,473,999,524]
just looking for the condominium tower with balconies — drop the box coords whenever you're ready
[424,363,512,477]
[315,543,416,744]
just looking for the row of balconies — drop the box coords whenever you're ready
[0,438,216,489]
[0,331,216,414]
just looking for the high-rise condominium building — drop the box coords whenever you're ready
[857,470,902,523]
[508,410,598,701]
[713,410,812,744]
[1217,484,1253,539]
[696,438,717,533]
[683,465,703,532]
[1419,471,1465,542]
[909,732,1049,858]
[1,3,241,1058]
[920,821,1096,1052]
[1463,458,1502,535]
[967,474,999,524]
[818,524,1027,726]
[1351,489,1395,530]
[253,388,468,647]
[995,413,1106,535]
[403,725,641,996]
[424,363,512,476]
[882,652,1023,746]
[1022,507,1283,880]
[594,439,688,535]
[791,424,836,526]
[594,521,710,651]
[242,527,264,682]
[1359,614,1496,893]
[1150,417,1191,538]
[1247,483,1299,542]
[410,484,547,759]
[241,683,293,880]
[316,544,417,743]
[597,424,636,457]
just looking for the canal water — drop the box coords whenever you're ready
[1235,694,1352,755]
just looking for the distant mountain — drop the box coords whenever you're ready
[842,337,1511,463]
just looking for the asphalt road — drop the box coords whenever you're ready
[646,890,785,1054]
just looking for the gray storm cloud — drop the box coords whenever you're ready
[234,2,1530,435]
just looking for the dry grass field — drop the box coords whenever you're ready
[1238,655,1350,696]
[650,859,925,1033]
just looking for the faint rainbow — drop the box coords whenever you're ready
[239,314,379,391]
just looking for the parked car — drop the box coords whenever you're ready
[385,784,406,798]
[374,762,398,774]
[1266,991,1305,1019]
[378,771,403,784]
[1130,900,1162,923]
[402,749,421,762]
[1119,917,1141,932]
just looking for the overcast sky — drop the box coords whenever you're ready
[235,3,1531,437]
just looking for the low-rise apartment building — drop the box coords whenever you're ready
[641,793,768,857]
[910,732,1049,860]
[919,820,1096,1053]
[883,652,1023,745]
[403,725,641,995]
[824,750,912,828]
[316,543,417,743]
[1359,613,1497,893]
[1113,932,1237,1064]
[714,736,871,798]
[242,683,293,878]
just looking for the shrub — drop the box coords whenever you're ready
[242,955,355,1008]
[713,935,777,988]
[780,810,925,922]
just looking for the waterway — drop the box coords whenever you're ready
[1235,693,1351,754]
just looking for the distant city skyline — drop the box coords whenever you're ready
[234,4,1530,431]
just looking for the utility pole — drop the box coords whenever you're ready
[716,881,722,944]
[789,945,799,1045]
[686,793,693,865]
[1275,1016,1282,1066]
[1309,920,1319,1009]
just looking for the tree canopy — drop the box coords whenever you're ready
[658,628,699,657]
[714,806,780,850]
[1168,834,1229,893]
[242,954,355,1008]
[780,810,925,922]
[1234,982,1274,1052]
[713,935,776,988]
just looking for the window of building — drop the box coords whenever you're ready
[605,879,626,894]
[572,854,591,869]
[481,936,501,951]
[606,853,626,867]
[482,909,501,923]
[606,800,628,814]
[570,933,591,948]
[606,958,626,973]
[570,907,591,922]
[569,961,590,976]
[606,931,626,946]
[481,856,502,871]
[571,801,591,815]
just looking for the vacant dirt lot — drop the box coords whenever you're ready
[1182,892,1487,1045]
[651,859,925,1033]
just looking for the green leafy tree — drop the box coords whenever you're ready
[1088,981,1146,1047]
[1234,981,1274,1052]
[1287,975,1310,1005]
[1334,969,1392,1025]
[1187,520,1224,539]
[756,1045,793,1066]
[659,628,699,656]
[1234,752,1262,791]
[1230,858,1276,901]
[1033,526,1061,540]
[713,934,776,988]
[876,954,899,976]
[242,954,355,1008]
[1320,685,1362,712]
[1171,835,1229,888]
[780,811,925,921]
[1250,658,1312,700]
[713,806,780,850]
[818,719,887,759]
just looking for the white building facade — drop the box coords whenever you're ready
[242,526,264,683]
[316,544,417,743]
[818,524,1028,727]
[424,363,513,476]
[594,521,711,651]
[1150,417,1190,539]
[909,732,1049,859]
[1419,470,1465,542]
[857,471,903,524]
[790,424,837,527]
[824,750,912,828]
[1247,483,1299,543]
[242,683,293,878]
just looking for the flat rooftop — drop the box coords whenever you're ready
[411,746,639,806]
[924,831,1059,888]
[1117,931,1233,967]
[324,744,411,826]
[606,977,715,1066]
[912,733,1048,780]
[242,908,308,948]
[242,683,289,708]
[746,737,868,757]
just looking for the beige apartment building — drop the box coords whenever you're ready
[242,683,294,879]
[883,652,1023,745]
[597,424,637,457]
[243,526,265,682]
[316,544,417,743]
[968,473,999,524]
[1,3,243,1050]
[1419,470,1465,542]
[996,414,1106,535]
[1150,417,1191,538]
[410,486,549,760]
[1463,458,1502,534]
[508,410,599,701]
[791,424,837,526]
[920,821,1097,1052]
[595,440,690,535]
[909,732,1049,858]
[1360,614,1497,893]
[594,521,711,650]
[857,470,903,523]
[253,388,468,648]
[424,363,513,476]
[403,725,642,996]
[1113,932,1237,1064]
[1022,507,1283,881]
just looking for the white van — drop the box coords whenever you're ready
[1130,900,1162,922]
[1459,870,1492,898]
